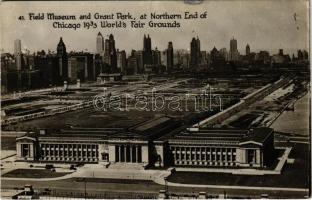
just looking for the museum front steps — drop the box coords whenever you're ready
[73,163,172,185]
[106,162,147,170]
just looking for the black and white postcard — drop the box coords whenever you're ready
[0,0,310,199]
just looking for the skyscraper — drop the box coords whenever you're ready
[246,44,250,56]
[57,37,67,56]
[229,37,239,61]
[117,50,126,73]
[96,32,104,54]
[152,47,161,65]
[219,48,228,61]
[57,37,68,81]
[134,50,144,74]
[166,41,174,71]
[190,37,201,66]
[103,34,117,73]
[104,38,110,65]
[161,51,167,69]
[108,34,117,72]
[14,39,22,71]
[128,50,139,75]
[143,34,153,68]
[297,50,303,60]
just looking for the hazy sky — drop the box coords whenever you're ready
[1,0,309,55]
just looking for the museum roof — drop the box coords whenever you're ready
[17,116,181,141]
[239,127,273,144]
[111,116,181,140]
[168,127,274,146]
[168,128,248,143]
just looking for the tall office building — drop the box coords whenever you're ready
[128,50,139,75]
[143,34,153,67]
[219,48,228,61]
[57,37,67,56]
[246,44,250,56]
[190,37,201,66]
[152,47,161,65]
[229,37,239,61]
[110,34,117,71]
[117,50,126,73]
[134,50,144,74]
[14,39,22,71]
[161,51,167,69]
[57,37,68,81]
[166,42,174,71]
[67,57,78,82]
[104,39,110,65]
[104,34,117,72]
[200,51,207,64]
[96,32,104,54]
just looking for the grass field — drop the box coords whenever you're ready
[1,137,17,150]
[2,169,71,178]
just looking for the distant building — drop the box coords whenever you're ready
[14,39,23,88]
[210,47,225,67]
[246,44,250,56]
[134,50,144,74]
[104,38,110,65]
[190,37,201,67]
[56,37,68,82]
[97,73,122,83]
[182,53,190,69]
[200,51,207,65]
[303,50,309,60]
[152,47,161,66]
[161,51,167,69]
[67,57,78,82]
[255,51,270,64]
[293,49,309,63]
[229,38,239,61]
[33,54,60,86]
[271,49,290,65]
[14,39,22,71]
[94,54,104,78]
[117,50,126,73]
[96,32,104,54]
[166,42,174,71]
[69,53,94,81]
[143,34,153,67]
[175,49,190,69]
[219,48,228,61]
[127,50,139,75]
[104,34,117,73]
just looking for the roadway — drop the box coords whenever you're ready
[1,177,308,199]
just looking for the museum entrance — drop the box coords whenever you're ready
[247,149,256,165]
[21,144,30,157]
[115,144,142,163]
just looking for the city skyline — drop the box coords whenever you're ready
[4,33,309,57]
[1,1,308,55]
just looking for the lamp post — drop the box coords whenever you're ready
[164,177,168,198]
[84,178,87,199]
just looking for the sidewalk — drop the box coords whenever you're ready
[166,181,309,192]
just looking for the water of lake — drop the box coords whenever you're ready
[271,92,310,135]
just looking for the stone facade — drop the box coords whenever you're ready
[15,121,275,169]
